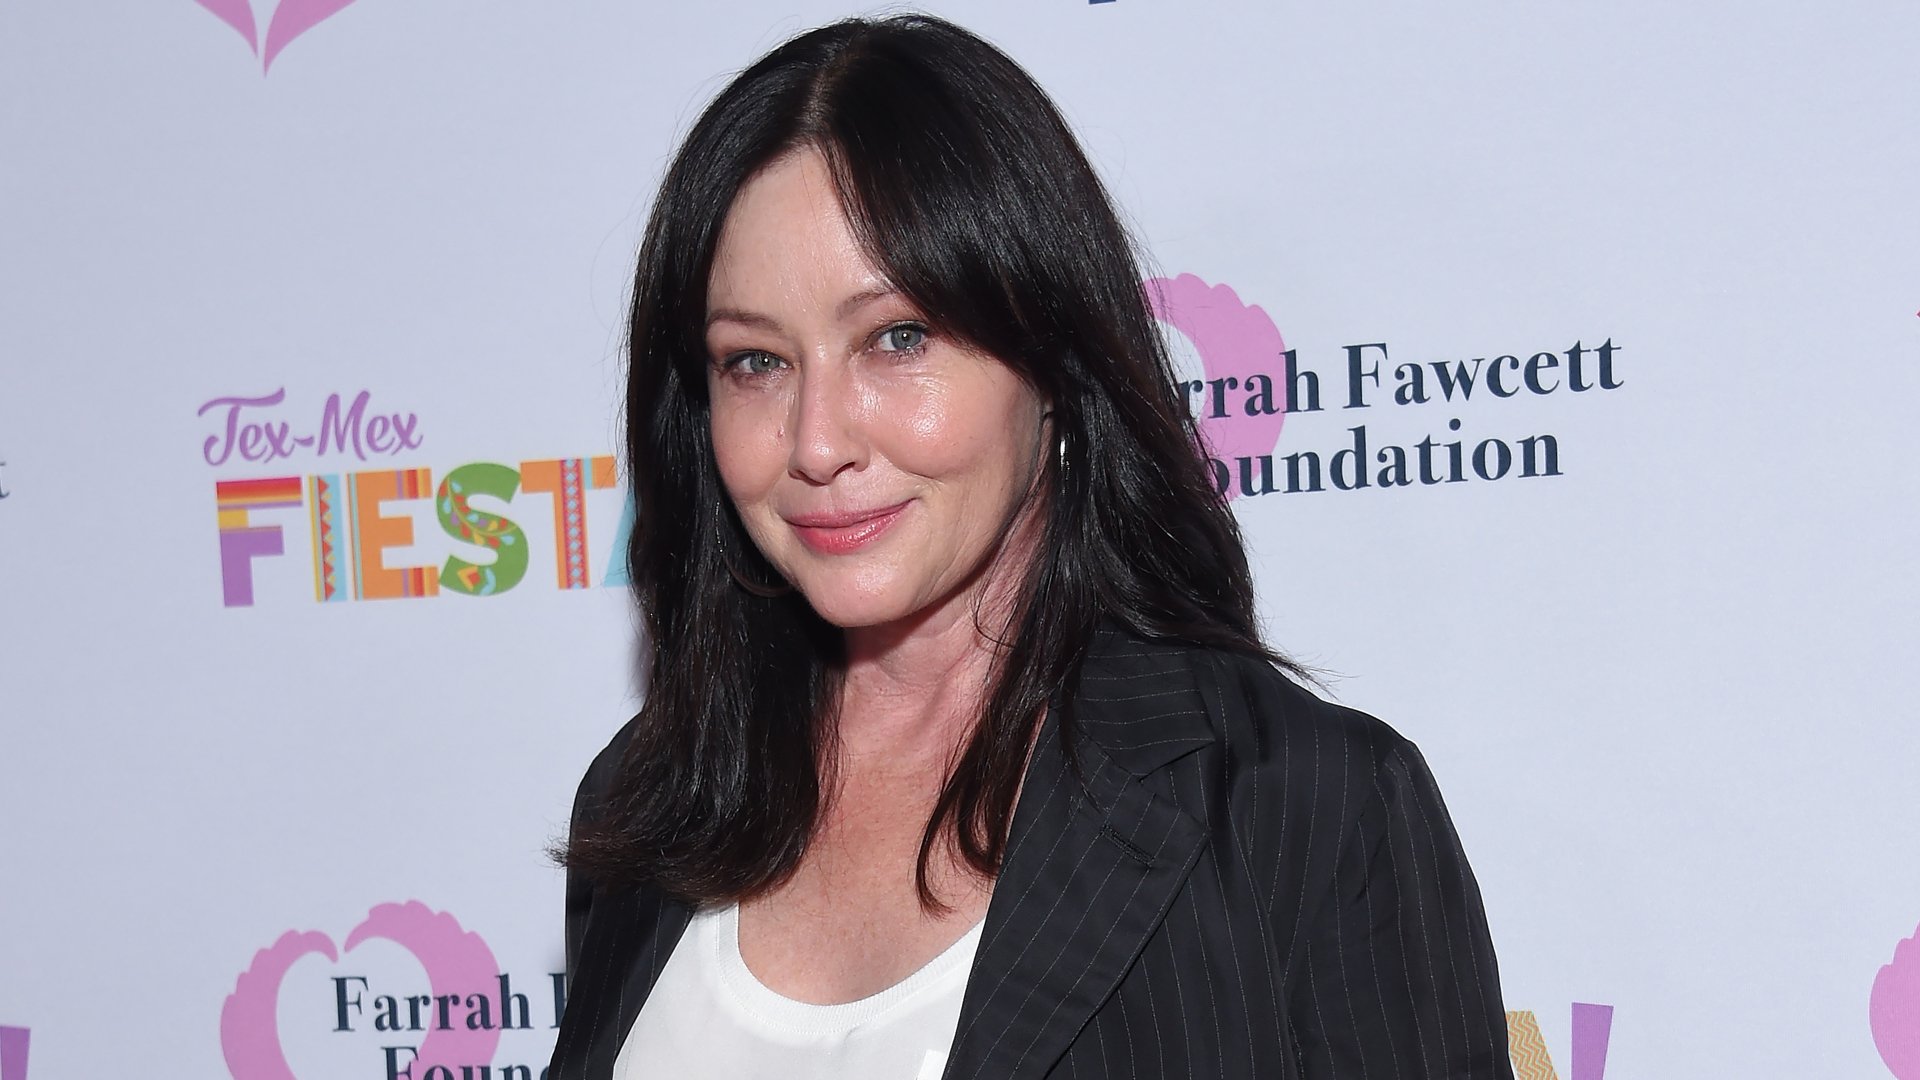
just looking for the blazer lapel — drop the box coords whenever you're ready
[551,884,692,1079]
[942,628,1215,1080]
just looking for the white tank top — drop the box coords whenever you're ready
[613,902,986,1080]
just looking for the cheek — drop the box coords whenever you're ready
[709,395,787,504]
[874,378,1037,491]
[867,382,980,477]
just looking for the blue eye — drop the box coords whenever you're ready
[877,324,927,353]
[727,351,784,376]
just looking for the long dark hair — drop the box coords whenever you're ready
[564,12,1295,911]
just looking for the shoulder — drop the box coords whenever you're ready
[1194,642,1428,785]
[1077,621,1424,790]
[1181,638,1487,931]
[1075,626,1469,928]
[558,710,649,977]
[1078,624,1461,874]
[1076,632,1486,951]
[1193,641,1456,851]
[570,709,645,831]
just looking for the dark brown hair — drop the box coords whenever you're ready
[563,12,1292,912]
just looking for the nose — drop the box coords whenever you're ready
[787,359,867,484]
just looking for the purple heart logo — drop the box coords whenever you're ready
[1144,273,1289,499]
[192,0,359,73]
[0,1026,28,1080]
[220,901,501,1079]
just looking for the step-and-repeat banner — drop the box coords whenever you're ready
[3,2,1917,1077]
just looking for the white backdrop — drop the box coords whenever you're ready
[3,2,1918,1077]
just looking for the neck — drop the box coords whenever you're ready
[832,500,1044,772]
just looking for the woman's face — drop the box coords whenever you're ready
[704,146,1050,631]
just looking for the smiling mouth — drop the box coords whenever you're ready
[785,501,910,555]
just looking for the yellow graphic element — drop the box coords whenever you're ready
[1506,1011,1560,1080]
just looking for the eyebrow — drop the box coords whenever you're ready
[705,286,903,333]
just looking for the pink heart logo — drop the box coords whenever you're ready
[1873,922,1920,1079]
[191,0,359,73]
[220,901,501,1079]
[1144,273,1289,499]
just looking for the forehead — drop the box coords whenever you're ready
[706,147,886,314]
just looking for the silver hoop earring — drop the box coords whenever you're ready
[1044,409,1066,473]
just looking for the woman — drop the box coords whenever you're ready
[551,13,1513,1079]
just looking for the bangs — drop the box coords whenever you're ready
[798,41,1099,386]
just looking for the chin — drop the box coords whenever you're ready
[793,586,912,630]
[783,565,921,630]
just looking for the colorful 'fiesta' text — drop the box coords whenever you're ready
[214,456,629,607]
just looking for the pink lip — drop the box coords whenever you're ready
[785,501,910,554]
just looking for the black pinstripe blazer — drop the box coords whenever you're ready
[549,623,1515,1078]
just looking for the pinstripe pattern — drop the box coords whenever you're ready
[550,624,1513,1078]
